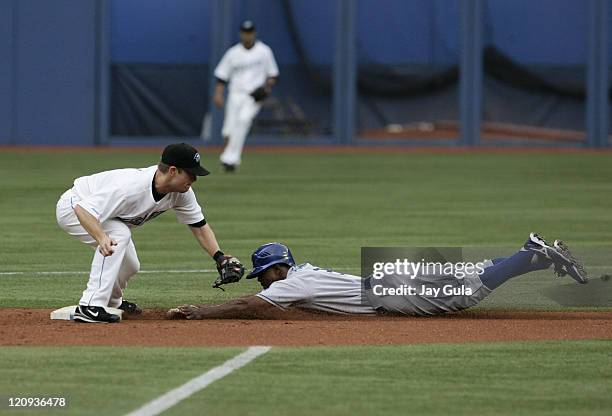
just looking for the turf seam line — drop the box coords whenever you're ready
[2,266,611,277]
[0,270,222,276]
[123,346,271,416]
[0,268,362,276]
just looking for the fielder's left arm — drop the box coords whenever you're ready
[189,223,245,288]
[189,223,221,257]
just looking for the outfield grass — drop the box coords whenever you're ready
[1,149,611,415]
[0,150,610,308]
[0,341,610,416]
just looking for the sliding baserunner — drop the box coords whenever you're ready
[168,233,587,319]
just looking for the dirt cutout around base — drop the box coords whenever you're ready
[1,309,611,347]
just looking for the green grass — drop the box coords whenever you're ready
[1,341,610,416]
[0,150,611,308]
[0,346,241,416]
[1,149,611,415]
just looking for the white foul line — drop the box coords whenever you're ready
[0,267,362,276]
[124,346,271,416]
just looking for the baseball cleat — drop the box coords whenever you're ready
[119,300,142,315]
[551,240,588,284]
[221,163,236,173]
[522,232,552,256]
[74,305,120,323]
[522,233,588,284]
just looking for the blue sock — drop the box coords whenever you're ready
[479,251,552,290]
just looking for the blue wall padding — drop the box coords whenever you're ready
[110,0,590,65]
[3,0,98,145]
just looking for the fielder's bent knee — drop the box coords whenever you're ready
[126,257,141,275]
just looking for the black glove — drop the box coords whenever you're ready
[250,86,269,102]
[212,252,245,290]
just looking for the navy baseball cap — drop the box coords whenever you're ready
[161,143,210,176]
[240,20,256,32]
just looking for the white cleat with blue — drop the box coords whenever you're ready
[523,232,588,284]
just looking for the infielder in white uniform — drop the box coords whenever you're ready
[56,143,244,323]
[169,234,587,320]
[213,20,279,172]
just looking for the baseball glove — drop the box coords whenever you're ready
[212,255,245,290]
[250,86,269,102]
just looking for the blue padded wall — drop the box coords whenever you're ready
[0,0,15,144]
[3,0,99,145]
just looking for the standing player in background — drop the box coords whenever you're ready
[213,20,279,172]
[55,143,244,323]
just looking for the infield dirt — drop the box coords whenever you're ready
[2,309,611,347]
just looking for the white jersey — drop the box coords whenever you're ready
[70,165,204,227]
[214,41,279,94]
[256,263,377,315]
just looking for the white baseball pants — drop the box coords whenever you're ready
[220,92,261,166]
[55,190,140,308]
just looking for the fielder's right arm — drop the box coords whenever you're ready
[213,79,227,108]
[73,205,117,256]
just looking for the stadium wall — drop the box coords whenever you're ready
[110,0,595,66]
[0,0,103,146]
[0,0,609,146]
